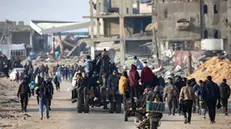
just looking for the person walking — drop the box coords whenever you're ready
[17,77,31,112]
[198,80,207,119]
[202,76,221,124]
[191,78,200,114]
[219,79,230,116]
[38,80,52,120]
[164,78,179,116]
[54,72,61,91]
[179,80,195,124]
[46,78,54,111]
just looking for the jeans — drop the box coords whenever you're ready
[200,101,207,118]
[130,85,137,98]
[206,100,217,122]
[183,100,193,123]
[39,98,49,118]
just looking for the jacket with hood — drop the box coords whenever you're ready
[119,76,128,94]
[141,66,153,84]
[219,82,231,99]
[129,64,140,87]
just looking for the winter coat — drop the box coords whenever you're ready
[119,76,128,94]
[219,82,231,99]
[164,84,179,99]
[179,85,195,101]
[17,81,31,97]
[141,66,153,84]
[135,59,144,70]
[39,81,53,99]
[129,64,140,87]
[107,74,120,89]
[202,81,220,102]
[83,59,92,73]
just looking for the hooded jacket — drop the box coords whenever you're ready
[129,64,140,87]
[141,66,153,84]
[119,76,128,94]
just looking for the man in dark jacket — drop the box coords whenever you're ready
[38,80,52,120]
[219,79,230,115]
[107,70,120,101]
[202,76,221,124]
[174,76,185,115]
[46,78,54,111]
[99,51,110,76]
[17,77,31,112]
[129,64,140,100]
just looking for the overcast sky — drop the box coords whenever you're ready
[0,0,89,24]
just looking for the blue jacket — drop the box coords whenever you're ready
[202,81,220,102]
[83,59,92,73]
[135,59,144,70]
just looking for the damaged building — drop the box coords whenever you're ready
[84,0,154,64]
[152,0,229,54]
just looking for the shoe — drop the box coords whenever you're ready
[93,97,98,101]
[225,113,228,116]
[184,119,188,124]
[203,116,206,120]
[47,116,50,119]
[40,117,43,120]
[133,97,138,100]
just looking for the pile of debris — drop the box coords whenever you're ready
[0,78,19,110]
[189,56,231,86]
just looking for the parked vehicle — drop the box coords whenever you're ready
[10,68,25,81]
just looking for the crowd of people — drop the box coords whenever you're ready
[14,49,231,125]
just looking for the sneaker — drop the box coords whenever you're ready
[93,97,98,101]
[203,116,206,120]
[184,119,188,124]
[133,97,138,100]
[40,117,43,120]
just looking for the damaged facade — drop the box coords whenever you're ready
[84,0,154,64]
[152,0,229,54]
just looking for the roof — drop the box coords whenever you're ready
[30,20,90,35]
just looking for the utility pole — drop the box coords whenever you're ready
[152,0,160,67]
[90,0,95,59]
[119,0,126,65]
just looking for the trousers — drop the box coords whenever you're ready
[183,100,193,123]
[39,98,49,118]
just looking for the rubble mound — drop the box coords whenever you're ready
[189,56,231,85]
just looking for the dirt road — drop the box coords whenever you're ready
[1,81,231,129]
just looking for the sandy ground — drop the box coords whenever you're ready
[1,80,231,129]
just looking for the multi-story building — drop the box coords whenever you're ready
[152,0,229,53]
[84,0,154,64]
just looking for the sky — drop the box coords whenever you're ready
[0,0,89,24]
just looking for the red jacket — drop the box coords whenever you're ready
[129,64,140,86]
[141,66,153,83]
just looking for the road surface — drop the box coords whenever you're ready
[6,81,231,129]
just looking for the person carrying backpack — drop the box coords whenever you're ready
[83,55,94,78]
[38,80,52,120]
